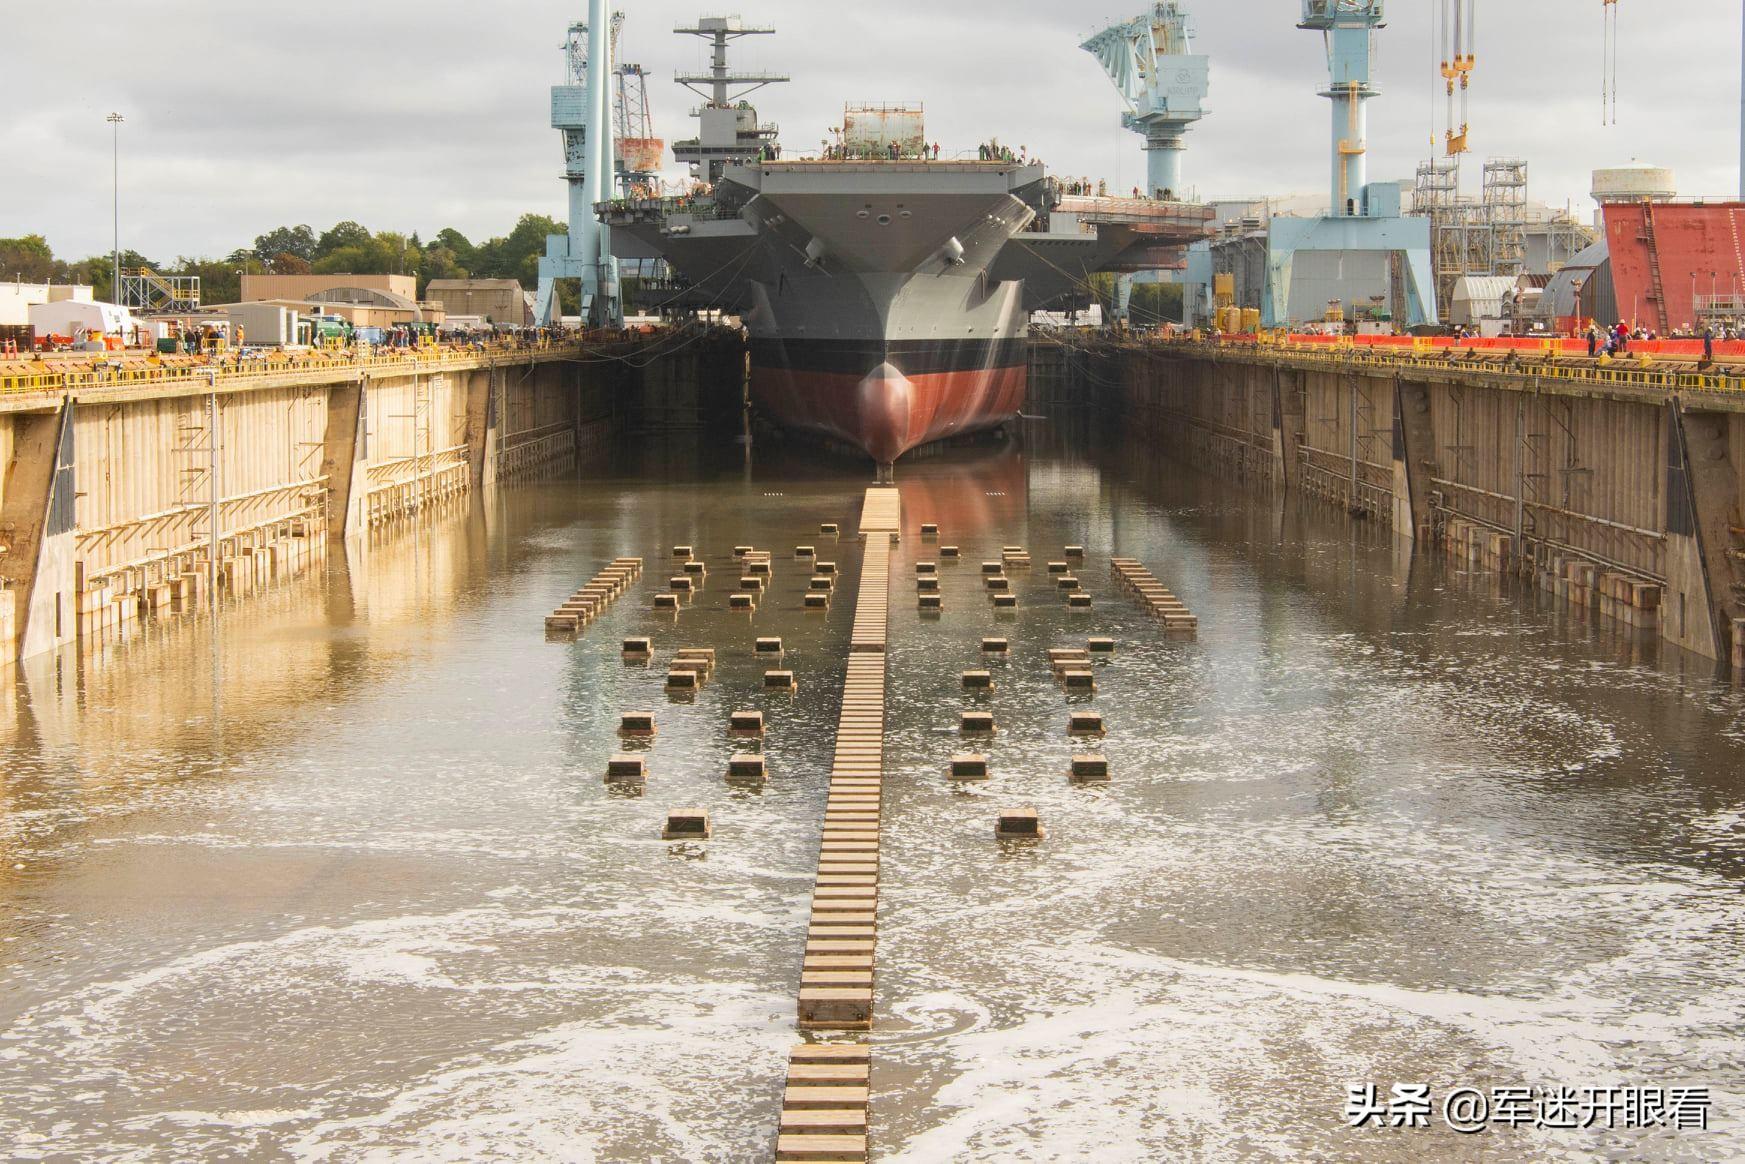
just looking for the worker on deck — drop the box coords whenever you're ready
[1704,325,1716,364]
[1587,324,1599,358]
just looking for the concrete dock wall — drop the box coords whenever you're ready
[0,337,715,667]
[1068,340,1745,668]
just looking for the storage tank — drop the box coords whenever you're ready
[1591,163,1677,204]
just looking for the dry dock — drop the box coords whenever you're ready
[0,332,745,667]
[1035,335,1745,673]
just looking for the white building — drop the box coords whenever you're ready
[1,281,94,327]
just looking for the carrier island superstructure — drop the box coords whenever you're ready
[603,17,1212,471]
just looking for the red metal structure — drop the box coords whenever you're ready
[1602,202,1745,332]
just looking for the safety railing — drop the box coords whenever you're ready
[0,338,588,397]
[1148,334,1745,397]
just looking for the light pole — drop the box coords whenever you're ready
[107,112,124,306]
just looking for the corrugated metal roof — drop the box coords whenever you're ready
[1450,276,1518,303]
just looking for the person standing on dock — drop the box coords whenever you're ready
[1587,325,1599,358]
[1705,324,1716,364]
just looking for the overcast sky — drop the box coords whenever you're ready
[3,1,1739,263]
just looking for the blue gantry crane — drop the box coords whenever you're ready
[1299,0,1385,218]
[1081,3,1210,200]
[536,0,621,328]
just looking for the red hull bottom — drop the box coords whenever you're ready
[751,363,1027,465]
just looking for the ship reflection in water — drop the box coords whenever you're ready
[2,440,1743,1160]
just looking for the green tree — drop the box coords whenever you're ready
[253,225,317,264]
[0,235,56,282]
[167,255,245,305]
[72,250,156,303]
[432,227,477,271]
[315,220,372,258]
[265,252,312,276]
[420,246,468,290]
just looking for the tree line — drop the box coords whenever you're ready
[0,215,568,308]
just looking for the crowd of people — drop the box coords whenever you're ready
[1060,177,1109,197]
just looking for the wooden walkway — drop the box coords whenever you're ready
[858,486,901,539]
[775,489,894,1162]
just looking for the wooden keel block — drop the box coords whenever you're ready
[798,987,874,1031]
[775,1134,868,1161]
[604,754,647,784]
[618,711,656,737]
[996,806,1044,840]
[950,753,990,781]
[1070,754,1111,783]
[727,753,768,784]
[662,807,711,839]
[1068,710,1106,736]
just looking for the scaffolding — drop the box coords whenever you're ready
[1412,156,1564,322]
[120,267,200,314]
[1415,159,1480,317]
[1482,158,1528,277]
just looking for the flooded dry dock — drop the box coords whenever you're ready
[2,431,1743,1160]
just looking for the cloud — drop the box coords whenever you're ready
[1,0,1736,261]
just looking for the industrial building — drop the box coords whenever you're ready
[1,281,95,327]
[1183,2,1436,331]
[238,273,440,327]
[424,279,535,327]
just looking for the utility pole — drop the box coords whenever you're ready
[107,112,124,305]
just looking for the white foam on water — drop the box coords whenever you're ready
[879,943,1744,1161]
[286,990,789,1162]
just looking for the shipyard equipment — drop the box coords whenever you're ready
[1081,3,1210,200]
[536,1,622,327]
[1298,0,1384,219]
[1438,0,1477,157]
[671,17,788,183]
[606,14,1212,471]
[1196,1,1434,329]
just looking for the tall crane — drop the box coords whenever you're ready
[1081,3,1211,200]
[1299,0,1386,218]
[1439,0,1476,155]
[1602,0,1619,125]
[535,0,621,327]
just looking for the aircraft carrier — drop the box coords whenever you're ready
[608,17,1211,471]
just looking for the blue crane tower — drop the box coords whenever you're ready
[1081,3,1210,200]
[535,0,621,328]
[1298,0,1385,218]
[1190,0,1434,330]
